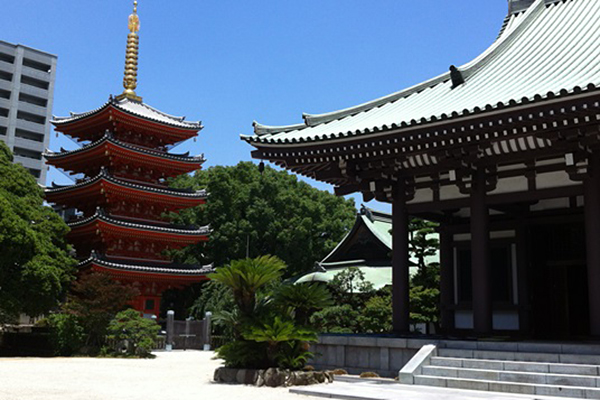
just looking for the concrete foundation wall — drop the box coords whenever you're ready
[310,335,600,378]
[310,336,435,377]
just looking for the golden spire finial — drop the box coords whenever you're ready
[118,0,142,102]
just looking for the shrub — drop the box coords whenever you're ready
[47,313,85,356]
[106,309,160,358]
[216,340,270,369]
[310,305,359,333]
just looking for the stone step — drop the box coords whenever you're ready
[431,356,600,376]
[438,348,600,365]
[422,365,600,387]
[414,375,600,399]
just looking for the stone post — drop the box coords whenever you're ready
[166,310,174,351]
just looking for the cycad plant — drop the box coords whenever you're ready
[209,255,285,317]
[211,255,325,370]
[273,282,333,326]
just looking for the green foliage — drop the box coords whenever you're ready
[409,218,439,271]
[106,309,160,357]
[47,313,85,356]
[169,162,356,277]
[0,141,76,322]
[63,272,139,351]
[358,295,392,333]
[272,283,333,326]
[189,281,235,340]
[211,256,322,370]
[216,340,270,369]
[328,267,375,309]
[209,255,285,317]
[310,305,359,333]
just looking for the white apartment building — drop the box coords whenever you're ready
[0,40,57,184]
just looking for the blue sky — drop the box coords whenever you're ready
[3,1,508,212]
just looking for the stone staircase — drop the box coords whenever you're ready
[401,344,600,399]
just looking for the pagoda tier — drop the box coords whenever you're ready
[52,96,203,148]
[46,169,206,221]
[44,132,205,182]
[79,252,214,316]
[67,209,209,261]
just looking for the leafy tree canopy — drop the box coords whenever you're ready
[169,162,356,277]
[0,141,76,322]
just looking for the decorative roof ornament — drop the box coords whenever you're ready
[117,0,142,102]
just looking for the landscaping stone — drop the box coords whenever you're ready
[213,366,332,387]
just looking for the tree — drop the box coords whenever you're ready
[106,309,160,357]
[409,217,439,272]
[63,272,139,350]
[0,141,76,323]
[169,162,356,277]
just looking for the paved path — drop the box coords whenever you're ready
[0,351,583,400]
[291,377,583,400]
[0,351,318,400]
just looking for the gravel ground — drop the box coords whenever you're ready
[0,351,321,400]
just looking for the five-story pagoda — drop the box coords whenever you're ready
[44,2,212,317]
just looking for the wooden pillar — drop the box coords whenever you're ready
[585,153,600,336]
[516,224,531,336]
[470,168,493,335]
[392,180,410,333]
[439,226,455,333]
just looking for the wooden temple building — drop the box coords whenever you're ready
[44,2,212,317]
[296,206,422,290]
[243,0,600,338]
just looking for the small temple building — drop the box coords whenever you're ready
[45,2,212,317]
[296,206,423,290]
[243,0,600,338]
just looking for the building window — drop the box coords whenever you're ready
[13,147,42,160]
[20,75,49,90]
[17,111,45,125]
[27,168,41,179]
[0,52,15,64]
[0,89,10,100]
[15,128,44,142]
[23,58,51,73]
[0,71,12,82]
[19,93,47,108]
[0,126,6,136]
[0,108,8,118]
[144,299,155,311]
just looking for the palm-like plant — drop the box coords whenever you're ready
[273,283,333,326]
[244,316,317,365]
[209,255,286,317]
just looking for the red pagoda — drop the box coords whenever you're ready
[44,1,212,316]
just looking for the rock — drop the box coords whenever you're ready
[255,370,265,387]
[263,368,287,387]
[213,367,238,383]
[236,369,259,385]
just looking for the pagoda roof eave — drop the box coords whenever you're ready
[243,0,600,147]
[79,254,215,277]
[44,132,206,165]
[67,210,211,236]
[45,169,207,199]
[52,96,203,131]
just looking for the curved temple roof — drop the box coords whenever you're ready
[68,209,210,236]
[52,96,203,131]
[244,0,600,145]
[46,168,207,199]
[44,131,205,164]
[80,252,215,277]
